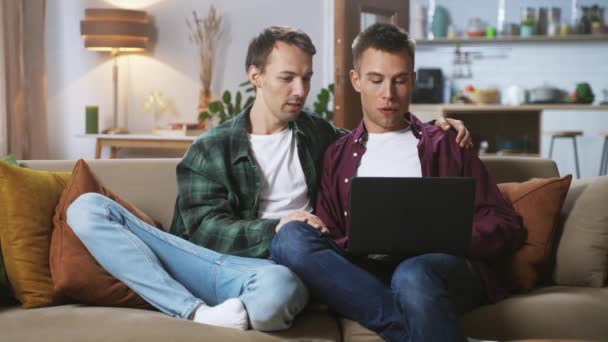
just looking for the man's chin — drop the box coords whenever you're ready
[281,110,302,122]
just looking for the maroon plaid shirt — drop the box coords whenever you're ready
[314,112,525,302]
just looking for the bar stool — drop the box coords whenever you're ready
[600,131,608,176]
[546,130,583,179]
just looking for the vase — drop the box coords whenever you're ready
[198,87,213,113]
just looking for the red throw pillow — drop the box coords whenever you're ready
[496,175,572,292]
[51,159,156,309]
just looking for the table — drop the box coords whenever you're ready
[91,134,197,159]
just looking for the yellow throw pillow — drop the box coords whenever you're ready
[0,162,71,308]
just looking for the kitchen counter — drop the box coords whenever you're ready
[411,104,608,118]
[410,104,608,156]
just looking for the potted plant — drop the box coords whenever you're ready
[311,84,334,122]
[199,81,255,125]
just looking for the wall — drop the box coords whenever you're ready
[45,0,608,177]
[411,0,608,178]
[45,0,332,159]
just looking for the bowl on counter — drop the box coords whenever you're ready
[528,86,566,103]
[464,89,499,104]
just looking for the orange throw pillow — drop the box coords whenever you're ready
[496,175,572,292]
[51,159,156,309]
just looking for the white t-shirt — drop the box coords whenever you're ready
[249,128,312,219]
[357,128,422,178]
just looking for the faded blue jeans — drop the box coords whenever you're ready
[271,221,484,342]
[67,193,309,331]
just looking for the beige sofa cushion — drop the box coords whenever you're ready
[554,176,608,287]
[461,286,608,341]
[480,156,560,183]
[23,159,181,231]
[339,318,383,342]
[0,305,341,342]
[335,286,608,342]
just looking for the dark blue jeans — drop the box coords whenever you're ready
[271,221,484,342]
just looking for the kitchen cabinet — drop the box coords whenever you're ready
[410,104,608,156]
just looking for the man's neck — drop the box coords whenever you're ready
[249,101,289,135]
[363,117,409,134]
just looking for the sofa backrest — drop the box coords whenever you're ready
[22,156,560,231]
[480,156,559,182]
[22,159,181,230]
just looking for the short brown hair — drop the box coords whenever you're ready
[245,26,316,72]
[352,23,415,71]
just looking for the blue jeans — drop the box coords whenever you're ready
[271,222,483,342]
[67,193,309,331]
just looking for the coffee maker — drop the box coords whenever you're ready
[412,68,444,103]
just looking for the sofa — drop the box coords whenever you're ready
[1,156,606,342]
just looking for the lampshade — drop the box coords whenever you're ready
[80,8,151,52]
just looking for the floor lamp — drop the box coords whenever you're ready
[80,8,152,134]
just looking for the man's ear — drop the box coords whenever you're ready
[411,71,417,87]
[349,69,361,93]
[248,65,262,88]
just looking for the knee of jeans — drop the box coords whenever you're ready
[391,253,450,292]
[271,221,317,264]
[246,265,309,331]
[67,192,111,239]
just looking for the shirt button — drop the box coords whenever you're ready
[353,152,358,157]
[344,178,349,183]
[344,211,348,217]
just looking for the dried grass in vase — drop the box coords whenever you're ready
[186,5,223,113]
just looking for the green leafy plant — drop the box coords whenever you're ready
[1,154,18,166]
[520,18,535,26]
[199,81,255,124]
[312,83,334,122]
[575,82,595,104]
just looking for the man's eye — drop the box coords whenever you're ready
[395,78,408,84]
[280,77,293,82]
[303,77,311,83]
[370,79,382,84]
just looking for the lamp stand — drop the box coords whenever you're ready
[103,49,129,134]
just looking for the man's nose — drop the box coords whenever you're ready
[292,79,306,97]
[381,81,395,100]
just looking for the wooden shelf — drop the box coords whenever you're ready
[416,34,608,46]
[411,104,608,112]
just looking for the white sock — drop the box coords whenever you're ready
[192,298,249,330]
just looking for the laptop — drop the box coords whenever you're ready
[347,177,475,257]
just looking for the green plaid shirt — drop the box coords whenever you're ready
[170,107,346,258]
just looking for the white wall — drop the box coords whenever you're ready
[45,0,332,159]
[46,0,608,177]
[411,0,608,178]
